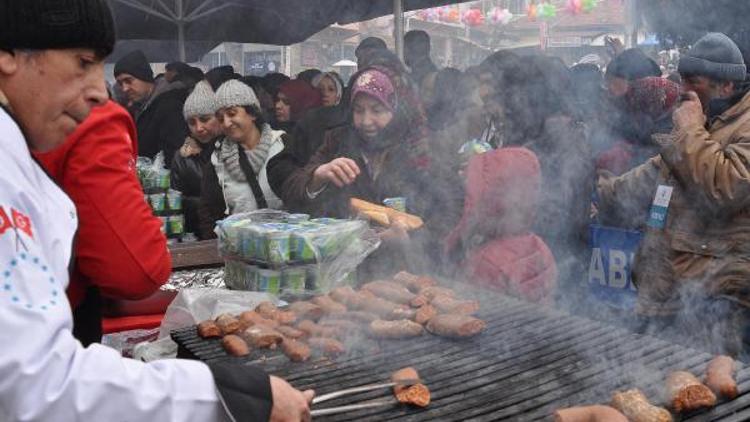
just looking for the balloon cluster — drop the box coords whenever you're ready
[462,8,485,27]
[489,7,514,25]
[565,0,598,14]
[417,6,514,26]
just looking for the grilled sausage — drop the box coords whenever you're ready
[665,371,716,413]
[311,295,347,315]
[553,405,628,422]
[275,325,306,339]
[338,311,379,323]
[221,334,250,357]
[197,320,222,338]
[215,313,241,335]
[329,286,364,309]
[297,319,339,338]
[281,338,311,362]
[319,319,360,334]
[610,389,672,422]
[410,294,431,308]
[239,310,279,329]
[414,304,437,325]
[425,314,486,338]
[255,301,278,319]
[358,295,402,318]
[362,281,417,304]
[288,301,325,321]
[274,310,298,325]
[705,355,738,399]
[419,286,455,301]
[370,319,424,339]
[393,271,437,293]
[308,337,345,355]
[240,325,284,349]
[430,295,480,315]
[388,306,417,321]
[391,367,430,407]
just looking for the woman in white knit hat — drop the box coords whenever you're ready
[199,79,286,238]
[171,80,223,237]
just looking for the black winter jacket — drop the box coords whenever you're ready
[135,85,190,168]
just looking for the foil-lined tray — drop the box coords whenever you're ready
[160,268,225,291]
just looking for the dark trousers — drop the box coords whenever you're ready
[72,287,103,346]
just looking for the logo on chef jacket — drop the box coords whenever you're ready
[0,206,33,239]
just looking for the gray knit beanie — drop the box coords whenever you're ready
[215,79,260,110]
[678,32,747,82]
[183,81,218,119]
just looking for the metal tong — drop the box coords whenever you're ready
[310,378,421,417]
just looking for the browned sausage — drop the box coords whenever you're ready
[414,304,437,325]
[666,371,716,413]
[392,271,437,293]
[308,337,345,355]
[238,311,279,329]
[311,295,347,315]
[296,319,339,338]
[705,355,738,399]
[318,319,360,334]
[221,334,250,357]
[275,325,306,339]
[425,314,485,338]
[361,280,416,305]
[255,301,278,319]
[370,319,424,339]
[281,338,311,362]
[288,301,325,321]
[610,389,672,422]
[274,310,298,325]
[388,306,417,321]
[338,311,379,323]
[410,294,431,308]
[391,367,430,407]
[215,313,241,335]
[329,286,363,309]
[430,295,479,315]
[554,405,628,422]
[197,320,222,338]
[240,325,283,349]
[358,296,400,318]
[419,286,455,301]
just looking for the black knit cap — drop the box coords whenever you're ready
[679,32,747,82]
[605,48,661,81]
[114,50,154,83]
[0,0,115,57]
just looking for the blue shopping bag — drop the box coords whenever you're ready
[588,224,643,310]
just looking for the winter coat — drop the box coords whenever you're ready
[199,126,285,239]
[34,101,171,343]
[280,125,463,276]
[0,96,272,422]
[598,89,750,318]
[267,104,349,202]
[134,80,190,168]
[444,147,557,303]
[171,141,215,237]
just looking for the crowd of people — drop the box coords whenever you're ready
[5,0,750,420]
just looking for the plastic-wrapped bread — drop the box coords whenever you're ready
[610,389,672,422]
[425,314,486,338]
[705,355,738,399]
[369,319,424,339]
[281,338,311,362]
[350,198,423,230]
[222,334,250,357]
[665,371,716,413]
[215,313,241,335]
[553,405,628,422]
[197,320,222,338]
[311,295,347,315]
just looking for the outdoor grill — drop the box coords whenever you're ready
[172,292,750,421]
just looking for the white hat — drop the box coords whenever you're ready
[183,80,218,119]
[215,79,260,110]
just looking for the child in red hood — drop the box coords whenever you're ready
[444,147,557,303]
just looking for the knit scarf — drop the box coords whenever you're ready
[216,123,275,183]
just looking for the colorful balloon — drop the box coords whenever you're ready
[582,0,598,13]
[527,3,538,20]
[565,0,583,14]
[489,7,513,25]
[539,3,557,19]
[462,8,485,27]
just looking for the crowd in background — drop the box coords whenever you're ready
[106,29,750,359]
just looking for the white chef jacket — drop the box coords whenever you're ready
[0,107,227,421]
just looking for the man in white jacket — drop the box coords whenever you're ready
[0,1,313,421]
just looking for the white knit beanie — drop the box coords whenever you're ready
[215,79,260,110]
[183,80,218,119]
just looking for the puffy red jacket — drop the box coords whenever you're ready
[35,101,171,308]
[444,147,557,303]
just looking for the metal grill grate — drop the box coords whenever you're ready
[171,293,750,421]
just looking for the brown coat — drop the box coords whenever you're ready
[598,90,750,317]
